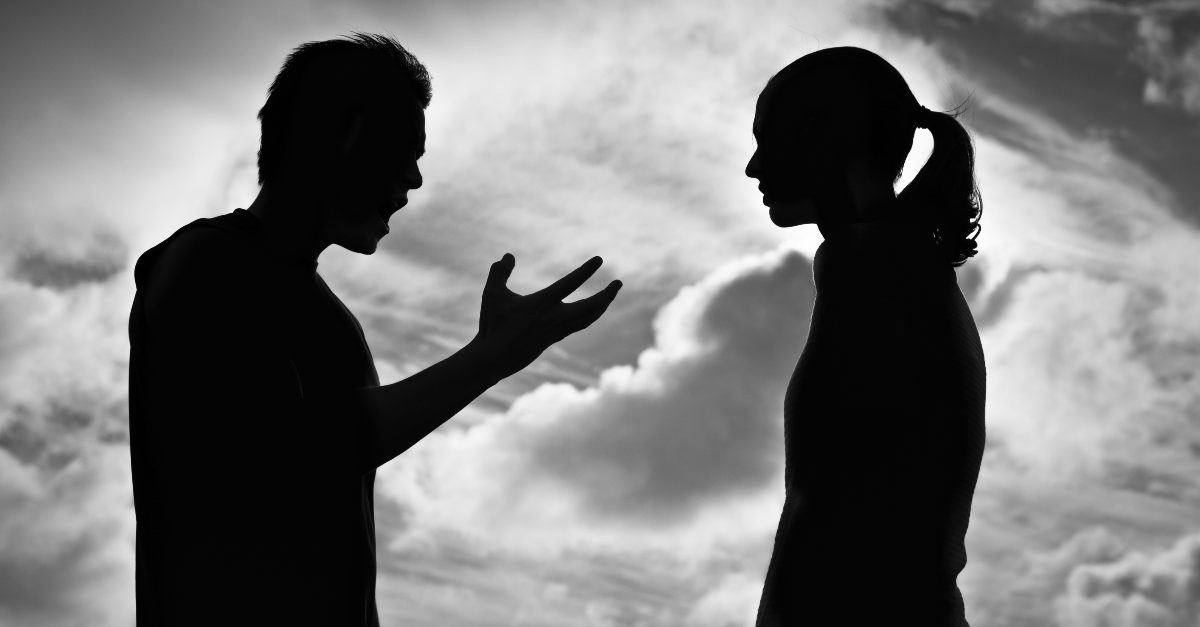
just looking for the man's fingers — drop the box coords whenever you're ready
[550,280,622,333]
[530,256,604,304]
[484,253,516,294]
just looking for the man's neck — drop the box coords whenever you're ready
[246,185,329,267]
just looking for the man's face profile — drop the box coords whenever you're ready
[322,94,426,256]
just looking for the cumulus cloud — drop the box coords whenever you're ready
[514,249,812,522]
[1056,531,1200,626]
[0,444,134,627]
[371,247,814,625]
[378,247,812,550]
[0,259,138,626]
[982,270,1169,478]
[1021,526,1200,627]
[938,59,1200,486]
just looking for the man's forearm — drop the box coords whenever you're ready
[349,254,620,471]
[354,339,501,469]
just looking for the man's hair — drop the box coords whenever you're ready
[256,32,432,186]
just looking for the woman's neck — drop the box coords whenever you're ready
[846,160,898,221]
[815,171,899,240]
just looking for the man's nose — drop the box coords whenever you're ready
[403,163,423,190]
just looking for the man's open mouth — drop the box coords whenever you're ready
[379,199,406,220]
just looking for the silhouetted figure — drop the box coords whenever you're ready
[745,47,986,626]
[127,34,621,626]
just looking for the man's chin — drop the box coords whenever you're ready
[338,236,380,255]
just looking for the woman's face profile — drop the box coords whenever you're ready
[745,82,827,228]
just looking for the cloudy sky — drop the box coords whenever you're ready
[2,0,1199,625]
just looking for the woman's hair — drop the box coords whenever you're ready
[773,47,982,266]
[901,105,982,267]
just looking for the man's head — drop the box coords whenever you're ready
[256,33,430,254]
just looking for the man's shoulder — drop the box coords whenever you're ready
[134,213,264,319]
[137,213,257,278]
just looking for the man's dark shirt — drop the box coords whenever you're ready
[128,208,381,626]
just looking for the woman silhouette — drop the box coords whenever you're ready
[746,48,986,626]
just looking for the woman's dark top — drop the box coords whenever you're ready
[128,208,381,626]
[755,219,986,626]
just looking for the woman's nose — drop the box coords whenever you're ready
[745,150,761,179]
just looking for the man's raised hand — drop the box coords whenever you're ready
[470,253,622,382]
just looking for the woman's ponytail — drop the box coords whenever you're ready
[897,106,982,267]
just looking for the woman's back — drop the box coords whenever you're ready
[757,219,986,626]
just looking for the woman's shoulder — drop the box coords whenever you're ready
[816,219,940,281]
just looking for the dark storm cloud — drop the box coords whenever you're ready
[0,396,127,473]
[8,242,126,290]
[1133,11,1200,113]
[0,531,95,613]
[879,0,1200,226]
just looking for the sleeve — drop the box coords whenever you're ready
[137,228,371,521]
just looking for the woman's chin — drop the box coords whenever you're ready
[768,203,816,227]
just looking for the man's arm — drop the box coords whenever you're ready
[142,235,619,477]
[351,253,621,469]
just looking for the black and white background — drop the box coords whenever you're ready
[1,0,1199,625]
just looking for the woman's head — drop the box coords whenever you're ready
[745,46,981,266]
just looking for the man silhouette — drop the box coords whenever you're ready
[127,33,621,626]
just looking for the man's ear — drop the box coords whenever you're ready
[337,110,366,159]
